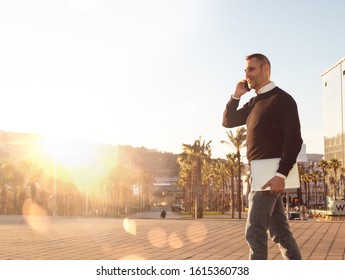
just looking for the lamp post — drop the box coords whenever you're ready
[52,147,58,216]
[53,159,56,216]
[86,190,89,216]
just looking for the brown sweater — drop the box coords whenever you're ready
[222,86,303,176]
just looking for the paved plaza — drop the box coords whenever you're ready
[0,210,344,260]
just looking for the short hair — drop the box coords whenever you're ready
[246,53,271,74]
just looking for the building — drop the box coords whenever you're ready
[321,57,345,165]
[151,177,183,207]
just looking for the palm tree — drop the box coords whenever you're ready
[319,159,329,209]
[107,164,136,216]
[226,153,237,218]
[221,127,247,219]
[177,137,212,218]
[328,158,341,200]
[202,158,219,212]
[340,168,345,198]
[310,170,321,207]
[0,159,44,215]
[0,160,15,214]
[137,169,154,211]
[177,149,193,212]
[210,158,231,213]
[300,169,312,208]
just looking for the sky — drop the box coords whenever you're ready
[0,0,344,159]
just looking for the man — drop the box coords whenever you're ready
[222,53,303,260]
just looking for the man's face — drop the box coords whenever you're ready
[244,57,270,91]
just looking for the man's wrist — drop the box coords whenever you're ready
[232,94,241,100]
[275,172,286,179]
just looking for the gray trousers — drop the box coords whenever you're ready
[245,191,302,260]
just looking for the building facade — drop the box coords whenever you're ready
[151,177,183,207]
[321,57,345,165]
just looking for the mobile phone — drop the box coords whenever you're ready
[244,81,250,91]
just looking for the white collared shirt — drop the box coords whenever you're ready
[257,81,276,94]
[231,81,276,100]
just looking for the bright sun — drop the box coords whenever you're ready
[42,136,97,169]
[41,136,106,192]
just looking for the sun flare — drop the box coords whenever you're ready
[42,136,97,168]
[40,135,112,195]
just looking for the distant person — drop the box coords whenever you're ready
[160,209,166,218]
[300,204,307,220]
[222,53,302,260]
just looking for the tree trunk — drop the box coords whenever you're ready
[237,152,242,219]
[231,168,235,219]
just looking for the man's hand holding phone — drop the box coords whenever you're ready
[233,80,250,99]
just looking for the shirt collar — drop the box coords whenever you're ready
[257,81,276,94]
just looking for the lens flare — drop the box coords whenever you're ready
[186,222,208,243]
[168,232,183,249]
[148,227,167,248]
[22,199,50,234]
[123,218,137,235]
[119,254,146,260]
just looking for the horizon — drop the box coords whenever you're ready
[0,129,324,159]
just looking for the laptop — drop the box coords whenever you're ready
[250,158,300,191]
